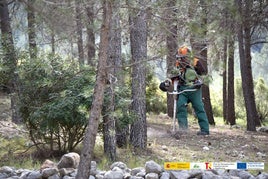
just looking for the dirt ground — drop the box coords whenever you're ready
[1,91,267,172]
[146,114,268,172]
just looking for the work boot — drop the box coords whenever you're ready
[197,131,209,136]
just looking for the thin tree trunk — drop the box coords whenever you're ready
[223,37,228,123]
[227,36,236,125]
[102,0,121,161]
[51,29,55,54]
[27,0,37,59]
[86,4,96,66]
[165,0,177,118]
[222,9,228,124]
[0,0,20,124]
[129,0,147,149]
[236,0,260,131]
[75,0,84,66]
[75,1,111,178]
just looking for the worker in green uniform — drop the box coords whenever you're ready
[159,46,210,135]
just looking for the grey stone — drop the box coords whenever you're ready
[90,161,98,176]
[131,167,144,176]
[0,166,14,174]
[229,170,255,179]
[95,174,104,179]
[256,172,268,179]
[26,171,42,179]
[57,152,80,169]
[41,168,58,178]
[136,171,146,177]
[63,176,75,179]
[145,160,163,174]
[202,170,222,179]
[160,172,170,179]
[48,173,60,179]
[145,172,158,179]
[170,170,191,179]
[110,162,127,170]
[58,168,76,176]
[103,170,124,179]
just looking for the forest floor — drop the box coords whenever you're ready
[0,91,268,173]
[142,114,268,173]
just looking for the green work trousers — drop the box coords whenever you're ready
[176,87,209,133]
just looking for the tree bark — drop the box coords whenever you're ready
[27,0,37,59]
[86,4,96,66]
[102,0,121,161]
[129,0,147,149]
[235,0,260,131]
[223,36,228,123]
[75,0,84,66]
[75,1,111,178]
[227,36,236,125]
[165,0,177,118]
[0,0,20,124]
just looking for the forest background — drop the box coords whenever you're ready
[0,0,268,178]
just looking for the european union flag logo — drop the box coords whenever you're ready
[237,162,247,169]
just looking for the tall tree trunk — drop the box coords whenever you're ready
[75,0,111,178]
[102,0,121,161]
[0,0,20,123]
[75,0,84,66]
[165,0,177,118]
[190,0,215,125]
[27,0,37,59]
[222,9,228,124]
[86,4,96,66]
[129,0,147,149]
[227,36,236,125]
[51,29,55,54]
[235,0,260,131]
[223,36,228,124]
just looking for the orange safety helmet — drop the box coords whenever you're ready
[176,46,191,67]
[177,46,191,57]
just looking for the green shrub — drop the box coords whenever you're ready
[18,53,95,155]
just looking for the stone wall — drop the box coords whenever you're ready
[0,152,267,179]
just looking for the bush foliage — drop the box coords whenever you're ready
[18,53,95,155]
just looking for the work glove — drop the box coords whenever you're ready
[193,79,203,89]
[159,79,172,92]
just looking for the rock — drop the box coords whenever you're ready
[256,152,266,158]
[256,172,268,179]
[160,172,170,179]
[131,167,144,176]
[228,170,255,179]
[57,152,80,169]
[136,170,146,177]
[0,166,14,175]
[47,173,60,179]
[103,170,124,179]
[62,176,75,179]
[145,160,163,174]
[58,168,76,176]
[41,168,58,178]
[26,170,42,179]
[203,146,210,151]
[202,170,221,179]
[170,170,190,179]
[110,161,127,170]
[90,161,99,176]
[41,159,56,171]
[145,172,158,179]
[257,126,268,133]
